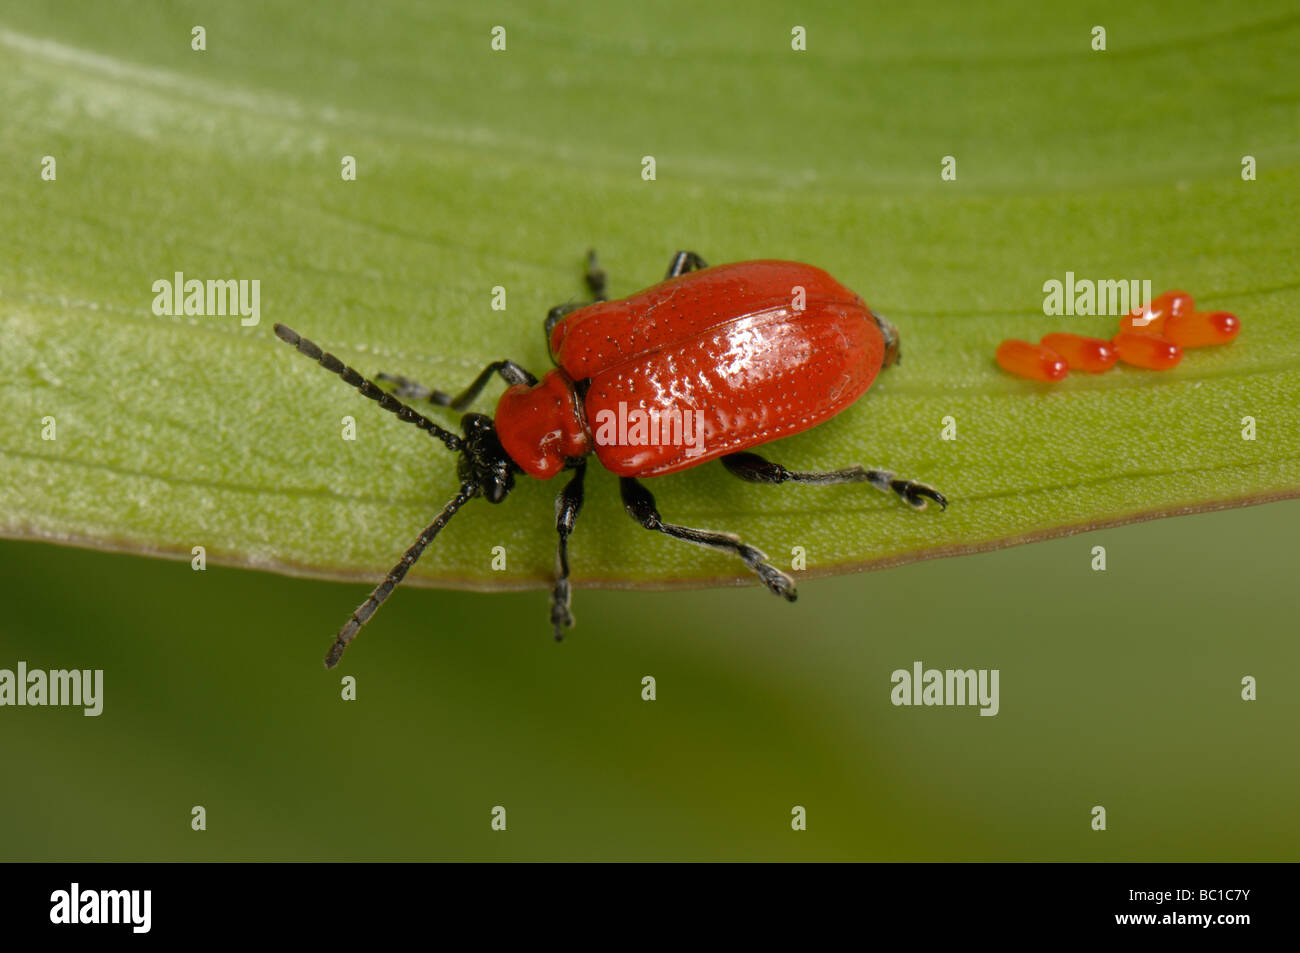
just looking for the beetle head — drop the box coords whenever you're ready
[457,413,518,503]
[871,310,901,367]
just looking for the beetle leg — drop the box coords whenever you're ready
[619,477,797,601]
[721,451,947,511]
[665,250,709,279]
[544,301,586,342]
[544,249,610,344]
[584,248,608,301]
[550,462,587,641]
[376,360,537,411]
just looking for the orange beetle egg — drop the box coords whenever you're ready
[1160,289,1195,318]
[1118,304,1165,335]
[996,339,1069,381]
[1118,289,1195,336]
[1040,333,1118,373]
[1113,332,1183,370]
[1163,310,1240,347]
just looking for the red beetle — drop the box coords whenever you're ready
[275,250,945,667]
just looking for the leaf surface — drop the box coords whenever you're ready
[1,2,1297,589]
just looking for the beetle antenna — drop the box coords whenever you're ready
[324,483,477,668]
[274,324,462,451]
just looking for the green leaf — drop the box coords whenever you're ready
[2,1,1298,593]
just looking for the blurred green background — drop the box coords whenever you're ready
[3,503,1298,860]
[1,0,1298,860]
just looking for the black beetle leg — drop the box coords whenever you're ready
[544,249,610,345]
[721,451,947,511]
[550,462,587,640]
[665,250,708,279]
[619,476,796,601]
[376,360,537,412]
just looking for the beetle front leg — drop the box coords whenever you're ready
[550,462,586,641]
[665,250,709,279]
[376,360,538,411]
[619,477,797,601]
[721,451,947,511]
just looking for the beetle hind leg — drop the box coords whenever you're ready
[722,451,947,511]
[619,477,797,601]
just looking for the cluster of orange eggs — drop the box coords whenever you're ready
[996,290,1240,381]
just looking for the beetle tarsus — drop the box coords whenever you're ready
[892,479,947,511]
[550,594,573,641]
[550,463,586,642]
[749,551,798,601]
[585,248,608,301]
